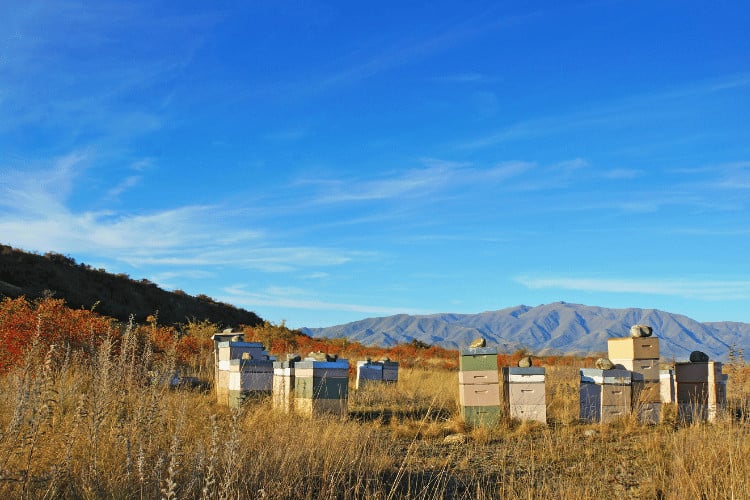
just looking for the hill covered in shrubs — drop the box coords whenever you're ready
[0,243,262,327]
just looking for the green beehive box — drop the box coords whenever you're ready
[461,405,502,427]
[460,353,499,371]
[294,377,349,400]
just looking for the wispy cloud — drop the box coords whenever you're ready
[310,159,533,204]
[458,73,750,150]
[515,275,750,301]
[220,285,425,316]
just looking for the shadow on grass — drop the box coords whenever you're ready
[348,406,453,424]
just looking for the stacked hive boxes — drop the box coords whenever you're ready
[459,347,501,427]
[216,340,273,406]
[674,361,727,422]
[608,336,661,423]
[579,368,632,423]
[211,330,244,401]
[355,359,399,389]
[502,367,546,424]
[293,358,350,417]
[272,359,297,413]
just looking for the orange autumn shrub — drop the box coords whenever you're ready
[0,296,116,371]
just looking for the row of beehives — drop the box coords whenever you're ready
[458,333,729,427]
[211,331,398,415]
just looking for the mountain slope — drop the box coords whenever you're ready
[0,244,263,327]
[301,302,750,361]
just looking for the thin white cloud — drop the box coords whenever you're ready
[220,285,427,316]
[459,73,750,150]
[515,275,750,301]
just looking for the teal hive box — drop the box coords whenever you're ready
[461,405,501,427]
[459,352,497,372]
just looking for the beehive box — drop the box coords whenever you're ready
[612,358,660,381]
[579,368,632,423]
[459,347,499,371]
[293,359,349,417]
[224,359,273,408]
[459,383,501,407]
[382,360,399,383]
[635,402,662,424]
[674,362,727,423]
[272,361,296,413]
[607,337,660,360]
[502,367,546,424]
[460,405,502,427]
[355,361,382,389]
[217,341,270,362]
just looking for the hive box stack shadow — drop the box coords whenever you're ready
[293,358,350,417]
[215,340,274,407]
[674,361,727,422]
[579,369,633,423]
[608,336,661,423]
[272,360,297,413]
[459,347,501,427]
[502,367,547,424]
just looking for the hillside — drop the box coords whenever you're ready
[0,244,262,328]
[301,302,750,361]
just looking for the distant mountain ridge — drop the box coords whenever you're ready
[301,302,750,361]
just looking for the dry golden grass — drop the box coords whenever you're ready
[0,339,749,499]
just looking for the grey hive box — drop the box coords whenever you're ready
[579,368,633,424]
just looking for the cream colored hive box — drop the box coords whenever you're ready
[502,367,546,424]
[459,383,501,407]
[458,370,499,385]
[607,337,659,360]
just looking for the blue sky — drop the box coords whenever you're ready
[1,1,749,329]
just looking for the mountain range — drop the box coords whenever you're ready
[301,302,750,361]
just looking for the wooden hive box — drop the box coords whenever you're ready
[607,337,659,360]
[612,358,660,382]
[674,362,727,423]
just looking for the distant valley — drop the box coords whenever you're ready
[301,302,750,361]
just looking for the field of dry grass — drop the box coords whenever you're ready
[0,330,749,499]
